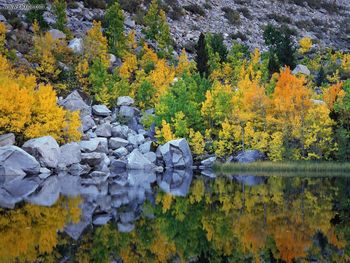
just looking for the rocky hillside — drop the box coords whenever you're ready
[1,0,349,54]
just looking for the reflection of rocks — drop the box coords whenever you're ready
[26,176,61,206]
[233,175,266,186]
[157,169,193,197]
[0,94,197,239]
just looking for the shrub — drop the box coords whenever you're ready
[53,0,67,33]
[119,0,142,13]
[267,13,292,24]
[230,32,248,41]
[169,6,184,20]
[83,0,106,9]
[0,55,81,144]
[183,4,206,16]
[221,7,240,25]
[237,7,251,18]
[26,0,47,28]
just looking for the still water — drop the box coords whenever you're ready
[0,172,350,263]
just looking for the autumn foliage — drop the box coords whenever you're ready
[0,55,81,143]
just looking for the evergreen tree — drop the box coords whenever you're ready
[263,24,296,74]
[26,0,47,28]
[315,66,326,87]
[105,2,126,57]
[195,33,209,78]
[52,0,67,33]
[143,0,160,40]
[209,33,228,63]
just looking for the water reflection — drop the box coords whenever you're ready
[0,173,350,262]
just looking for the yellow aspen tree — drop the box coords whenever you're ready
[272,67,312,158]
[268,131,285,161]
[176,49,192,76]
[299,37,312,54]
[148,59,175,105]
[303,105,336,160]
[0,55,81,143]
[323,82,343,110]
[84,20,109,66]
[0,22,6,55]
[189,129,205,155]
[119,52,138,79]
[156,119,175,144]
[76,58,90,89]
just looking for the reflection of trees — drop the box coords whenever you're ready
[53,177,346,262]
[0,196,81,262]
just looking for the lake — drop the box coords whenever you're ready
[0,170,349,262]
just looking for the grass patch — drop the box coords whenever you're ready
[214,161,350,175]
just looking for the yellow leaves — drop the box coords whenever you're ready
[273,67,311,118]
[0,197,81,262]
[84,20,109,66]
[148,59,175,102]
[299,37,312,54]
[189,179,205,204]
[161,194,173,213]
[119,52,138,79]
[341,53,350,73]
[31,31,62,82]
[323,82,343,110]
[156,119,175,144]
[189,129,205,155]
[0,56,81,143]
[268,131,284,161]
[76,58,90,88]
[214,119,238,157]
[0,22,6,55]
[176,49,192,76]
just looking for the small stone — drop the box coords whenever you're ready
[59,142,81,166]
[81,152,103,166]
[0,133,15,147]
[109,137,129,149]
[82,115,96,132]
[113,147,129,157]
[49,29,66,40]
[117,223,135,233]
[144,152,157,163]
[139,141,152,154]
[68,38,83,54]
[117,96,134,106]
[119,106,135,118]
[92,105,111,116]
[93,214,112,225]
[95,123,112,137]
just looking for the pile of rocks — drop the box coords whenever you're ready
[0,91,194,237]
